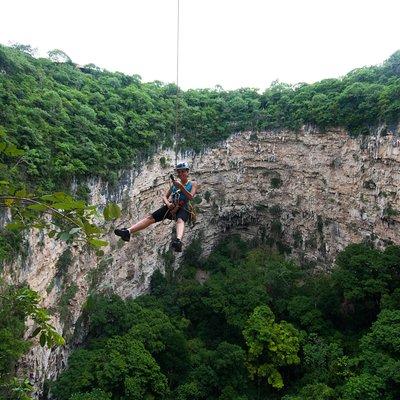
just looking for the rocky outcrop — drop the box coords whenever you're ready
[4,127,400,396]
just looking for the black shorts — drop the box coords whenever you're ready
[151,205,190,223]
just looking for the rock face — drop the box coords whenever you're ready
[4,128,400,397]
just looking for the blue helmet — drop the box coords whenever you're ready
[176,162,190,171]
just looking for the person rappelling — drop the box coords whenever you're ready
[114,162,197,252]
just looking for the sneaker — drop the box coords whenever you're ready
[171,238,183,252]
[114,228,131,242]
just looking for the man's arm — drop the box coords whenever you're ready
[162,188,173,208]
[178,181,197,201]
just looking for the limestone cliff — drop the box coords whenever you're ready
[4,127,400,397]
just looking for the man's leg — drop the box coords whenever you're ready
[176,218,185,240]
[128,215,156,234]
[115,215,156,242]
[171,218,185,252]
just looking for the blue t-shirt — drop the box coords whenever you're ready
[171,181,193,205]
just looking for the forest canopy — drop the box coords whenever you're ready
[1,44,400,191]
[51,236,400,400]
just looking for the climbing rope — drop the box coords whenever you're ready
[174,0,181,165]
[164,1,199,227]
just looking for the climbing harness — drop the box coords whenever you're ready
[187,202,197,226]
[161,179,197,226]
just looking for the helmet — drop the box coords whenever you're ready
[175,162,190,171]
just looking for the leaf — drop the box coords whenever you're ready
[31,327,41,338]
[15,189,28,198]
[69,227,81,235]
[54,333,65,346]
[40,192,70,203]
[6,221,24,231]
[40,194,57,202]
[4,198,14,207]
[95,250,105,257]
[58,232,70,242]
[27,203,48,212]
[4,143,25,157]
[39,333,46,347]
[52,202,78,211]
[103,202,121,221]
[88,238,108,247]
[73,200,86,209]
[0,180,9,185]
[48,230,57,238]
[57,200,85,210]
[53,192,71,201]
[83,223,102,235]
[32,222,47,229]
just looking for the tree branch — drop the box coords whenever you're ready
[0,196,81,228]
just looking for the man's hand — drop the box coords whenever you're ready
[167,202,175,210]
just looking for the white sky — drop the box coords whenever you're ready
[1,0,400,91]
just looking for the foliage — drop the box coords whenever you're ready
[1,44,400,194]
[282,383,336,400]
[59,283,78,323]
[52,236,400,399]
[343,309,400,399]
[0,281,64,399]
[70,389,112,400]
[331,243,400,329]
[55,248,73,279]
[51,336,169,400]
[341,373,386,400]
[271,176,283,189]
[0,130,120,259]
[53,297,192,399]
[242,305,300,389]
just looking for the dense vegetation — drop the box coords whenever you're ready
[0,282,64,400]
[1,44,400,192]
[52,236,400,400]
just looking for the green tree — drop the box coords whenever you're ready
[242,305,300,389]
[70,389,112,400]
[331,243,400,330]
[341,374,385,400]
[47,49,72,64]
[82,294,190,389]
[356,309,400,399]
[52,335,169,400]
[282,383,335,400]
[2,43,400,193]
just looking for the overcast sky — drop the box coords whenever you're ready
[1,0,400,90]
